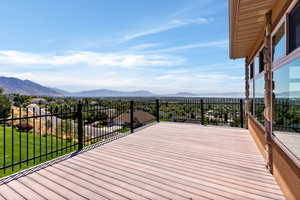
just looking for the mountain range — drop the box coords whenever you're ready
[0,77,63,96]
[0,76,243,97]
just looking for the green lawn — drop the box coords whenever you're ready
[0,126,77,177]
[118,128,130,133]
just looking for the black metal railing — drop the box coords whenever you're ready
[0,101,131,177]
[254,98,265,124]
[0,104,78,176]
[0,97,245,177]
[159,98,244,128]
[273,98,300,133]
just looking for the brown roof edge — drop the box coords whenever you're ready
[229,0,239,59]
[229,0,233,58]
[229,0,293,60]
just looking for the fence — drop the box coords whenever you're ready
[0,101,132,177]
[0,98,245,177]
[159,98,244,128]
[273,98,300,132]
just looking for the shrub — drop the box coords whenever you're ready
[0,88,11,119]
[15,123,33,132]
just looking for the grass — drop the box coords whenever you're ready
[0,125,133,178]
[118,128,130,133]
[0,126,77,178]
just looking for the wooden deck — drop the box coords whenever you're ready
[0,122,284,200]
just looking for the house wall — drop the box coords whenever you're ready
[248,114,300,200]
[271,138,300,200]
[248,114,266,158]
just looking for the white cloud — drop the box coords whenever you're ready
[0,50,184,68]
[123,17,209,41]
[170,18,208,25]
[156,72,241,82]
[145,40,228,53]
[153,71,243,93]
[0,65,243,94]
[0,72,34,80]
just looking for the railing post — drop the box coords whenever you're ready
[200,99,204,125]
[77,102,83,150]
[156,99,160,123]
[130,101,134,133]
[224,113,228,123]
[240,99,244,128]
[245,57,250,129]
[264,10,273,174]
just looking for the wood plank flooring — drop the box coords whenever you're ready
[0,122,285,200]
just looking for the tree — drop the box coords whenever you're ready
[0,88,11,119]
[13,94,25,106]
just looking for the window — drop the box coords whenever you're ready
[272,23,286,62]
[254,55,259,75]
[259,50,264,73]
[254,77,264,124]
[288,2,300,53]
[254,50,264,74]
[250,63,254,79]
[273,58,300,160]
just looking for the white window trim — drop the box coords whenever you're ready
[271,20,286,63]
[271,0,300,70]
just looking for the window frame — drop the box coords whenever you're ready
[253,73,264,117]
[259,50,264,73]
[272,0,300,71]
[271,20,286,64]
[249,62,254,79]
[270,0,300,135]
[253,45,265,78]
[288,0,300,53]
[248,77,255,115]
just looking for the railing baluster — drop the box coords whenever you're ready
[50,107,53,158]
[240,99,244,128]
[201,99,204,125]
[45,104,48,159]
[11,108,14,172]
[130,101,134,133]
[39,106,42,162]
[26,108,29,166]
[60,105,63,155]
[3,114,6,174]
[156,99,160,123]
[77,102,83,150]
[55,106,58,156]
[19,107,21,169]
[33,107,36,164]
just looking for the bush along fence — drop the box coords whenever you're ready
[0,98,245,177]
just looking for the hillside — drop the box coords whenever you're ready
[0,76,244,97]
[0,77,63,96]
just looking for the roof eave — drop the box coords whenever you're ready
[229,0,239,59]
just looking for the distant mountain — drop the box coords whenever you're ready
[0,76,244,98]
[51,87,72,96]
[168,92,199,97]
[0,77,63,96]
[72,89,156,97]
[197,92,244,97]
[277,91,300,98]
[0,76,156,97]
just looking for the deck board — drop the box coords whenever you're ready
[0,122,285,200]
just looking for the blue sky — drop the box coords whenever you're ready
[0,0,244,94]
